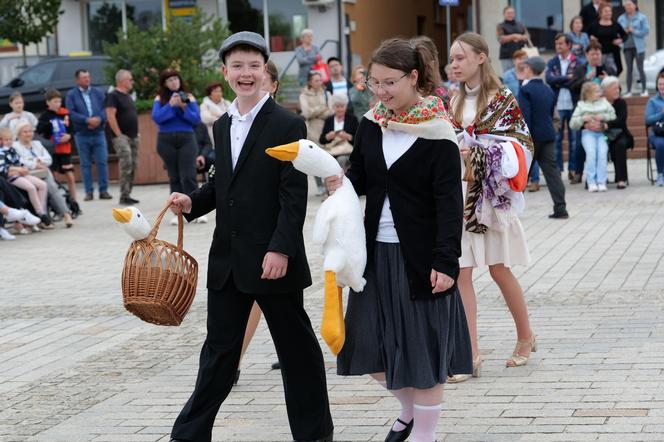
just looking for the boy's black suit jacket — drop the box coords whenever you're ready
[185,97,312,294]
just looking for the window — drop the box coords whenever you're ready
[20,62,56,86]
[87,0,164,54]
[127,0,163,30]
[227,0,308,52]
[87,1,123,54]
[510,0,563,51]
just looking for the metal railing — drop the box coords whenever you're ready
[278,39,340,82]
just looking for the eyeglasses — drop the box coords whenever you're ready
[365,72,409,92]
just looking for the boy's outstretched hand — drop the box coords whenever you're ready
[168,192,192,215]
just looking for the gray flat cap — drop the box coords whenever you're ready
[219,31,270,63]
[523,56,546,75]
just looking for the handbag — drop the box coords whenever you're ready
[605,128,623,143]
[653,121,664,137]
[311,55,330,83]
[28,168,49,179]
[523,39,540,58]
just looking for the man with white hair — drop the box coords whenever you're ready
[106,69,140,205]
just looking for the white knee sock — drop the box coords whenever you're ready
[376,380,414,431]
[410,403,442,442]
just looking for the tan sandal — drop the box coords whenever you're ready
[506,333,537,367]
[447,356,482,383]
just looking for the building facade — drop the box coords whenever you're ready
[1,0,662,85]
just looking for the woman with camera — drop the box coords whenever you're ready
[152,69,201,223]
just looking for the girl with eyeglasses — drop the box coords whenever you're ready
[325,37,472,442]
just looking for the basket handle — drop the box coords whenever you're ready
[148,201,184,249]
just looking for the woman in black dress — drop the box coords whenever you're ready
[589,3,627,76]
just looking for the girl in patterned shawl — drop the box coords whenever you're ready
[447,32,537,383]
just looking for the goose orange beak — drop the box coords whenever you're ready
[265,141,300,162]
[112,208,132,224]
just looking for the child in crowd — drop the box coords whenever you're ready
[570,82,616,192]
[0,127,52,229]
[37,89,78,206]
[0,92,38,138]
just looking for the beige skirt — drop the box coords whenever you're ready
[459,218,530,269]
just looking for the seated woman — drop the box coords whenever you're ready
[0,127,52,229]
[646,72,664,187]
[12,121,73,227]
[601,76,633,189]
[319,94,359,169]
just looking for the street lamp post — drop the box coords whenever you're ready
[439,0,460,50]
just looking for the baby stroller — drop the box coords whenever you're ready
[39,136,82,219]
[49,180,81,219]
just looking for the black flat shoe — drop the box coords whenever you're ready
[384,418,413,442]
[548,211,569,219]
[234,369,240,385]
[271,361,281,370]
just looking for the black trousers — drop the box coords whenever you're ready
[532,140,567,215]
[156,131,198,195]
[171,277,334,442]
[609,135,630,183]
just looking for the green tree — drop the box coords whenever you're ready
[0,0,63,67]
[103,12,232,104]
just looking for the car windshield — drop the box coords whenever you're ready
[20,63,56,86]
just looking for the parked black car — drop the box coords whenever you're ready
[0,56,111,114]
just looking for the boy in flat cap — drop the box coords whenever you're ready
[168,31,334,442]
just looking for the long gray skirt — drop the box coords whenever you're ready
[337,242,472,390]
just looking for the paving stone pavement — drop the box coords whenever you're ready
[1,159,663,442]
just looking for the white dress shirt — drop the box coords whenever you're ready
[556,53,574,111]
[227,92,271,170]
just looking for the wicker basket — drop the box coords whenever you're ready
[121,203,198,326]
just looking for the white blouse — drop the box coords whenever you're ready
[376,129,418,243]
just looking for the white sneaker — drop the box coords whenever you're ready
[195,215,208,224]
[588,183,599,192]
[598,183,607,192]
[622,92,633,98]
[20,209,41,226]
[0,227,16,240]
[5,208,23,222]
[640,91,650,97]
[169,216,178,226]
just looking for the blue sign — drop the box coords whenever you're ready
[439,0,460,5]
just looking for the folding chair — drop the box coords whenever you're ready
[646,124,657,185]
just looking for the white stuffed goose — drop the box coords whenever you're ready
[266,140,366,355]
[112,207,152,240]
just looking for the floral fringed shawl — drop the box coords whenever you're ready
[452,86,534,234]
[365,95,457,141]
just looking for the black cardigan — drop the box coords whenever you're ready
[346,118,463,300]
[607,98,634,149]
[319,113,359,146]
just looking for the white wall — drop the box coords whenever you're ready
[478,0,509,74]
[307,4,343,66]
[57,0,85,55]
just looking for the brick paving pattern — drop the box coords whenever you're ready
[1,160,663,441]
